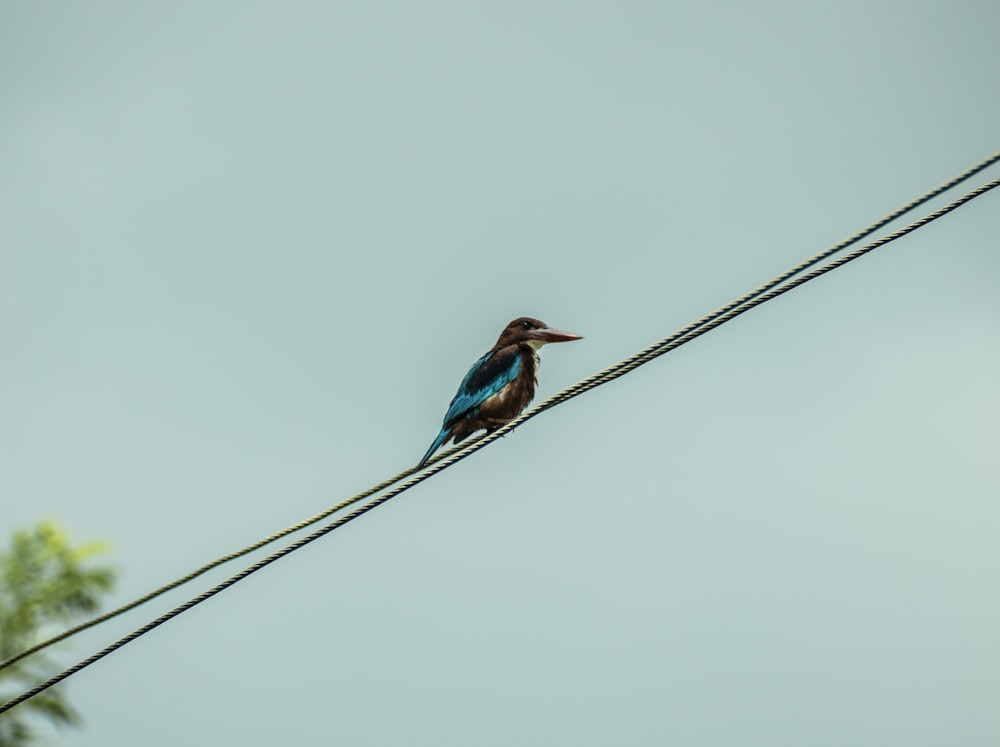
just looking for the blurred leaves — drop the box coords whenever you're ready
[0,521,116,746]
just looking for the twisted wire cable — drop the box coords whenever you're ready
[1,150,996,675]
[4,151,995,676]
[662,151,1000,342]
[0,450,462,672]
[2,170,996,716]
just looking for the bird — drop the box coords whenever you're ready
[417,317,583,467]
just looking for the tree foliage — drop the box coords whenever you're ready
[0,522,116,746]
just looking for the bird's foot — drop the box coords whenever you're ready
[484,418,514,438]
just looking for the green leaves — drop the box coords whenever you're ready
[0,521,116,746]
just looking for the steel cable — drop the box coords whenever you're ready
[4,151,996,676]
[1,159,997,715]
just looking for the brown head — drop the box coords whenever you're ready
[495,317,583,350]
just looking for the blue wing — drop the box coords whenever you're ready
[441,348,521,426]
[417,349,521,467]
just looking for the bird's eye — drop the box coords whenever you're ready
[521,321,533,330]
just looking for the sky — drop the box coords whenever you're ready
[2,1,999,745]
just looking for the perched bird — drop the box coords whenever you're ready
[418,317,583,466]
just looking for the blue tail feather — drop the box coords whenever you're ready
[418,428,450,467]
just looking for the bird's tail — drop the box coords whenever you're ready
[417,428,450,467]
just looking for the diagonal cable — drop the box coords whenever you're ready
[1,170,996,716]
[670,150,1000,342]
[0,449,463,672]
[0,150,997,675]
[2,150,996,675]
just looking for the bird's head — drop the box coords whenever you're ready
[497,317,583,351]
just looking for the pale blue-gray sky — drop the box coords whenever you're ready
[2,2,998,745]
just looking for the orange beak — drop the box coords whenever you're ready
[534,327,583,343]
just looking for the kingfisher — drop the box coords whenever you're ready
[418,317,583,466]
